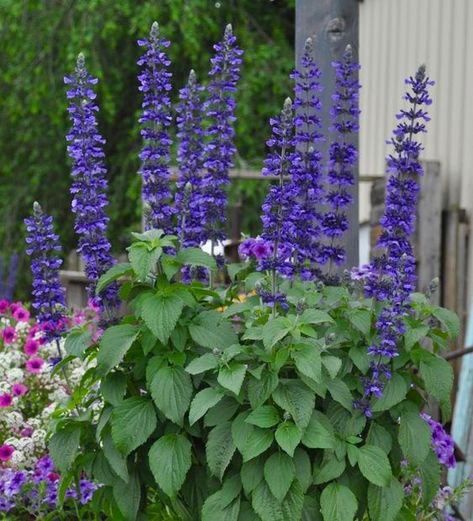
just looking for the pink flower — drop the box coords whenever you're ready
[0,393,13,407]
[24,338,40,357]
[0,300,9,314]
[72,310,86,326]
[92,328,104,343]
[0,444,14,461]
[12,383,28,397]
[2,326,16,344]
[13,306,30,322]
[9,302,22,314]
[25,357,45,374]
[87,298,101,313]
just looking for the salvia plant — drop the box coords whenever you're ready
[20,21,466,521]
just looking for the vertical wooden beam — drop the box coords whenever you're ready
[295,0,360,269]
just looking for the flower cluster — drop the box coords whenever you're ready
[0,456,98,514]
[421,413,456,468]
[201,24,243,247]
[65,53,119,311]
[355,65,434,415]
[238,237,273,261]
[288,37,325,280]
[138,22,175,233]
[320,45,360,271]
[24,203,67,342]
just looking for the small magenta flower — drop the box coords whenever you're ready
[25,357,45,374]
[12,383,28,397]
[0,300,9,314]
[12,306,30,322]
[0,444,14,462]
[2,326,16,344]
[0,393,13,408]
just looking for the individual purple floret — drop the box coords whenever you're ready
[320,45,360,272]
[24,203,67,342]
[137,22,175,233]
[355,66,434,415]
[289,37,325,280]
[200,24,243,248]
[238,237,274,261]
[421,413,456,468]
[64,53,119,311]
[175,70,206,248]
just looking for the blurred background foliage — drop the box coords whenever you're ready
[0,0,295,299]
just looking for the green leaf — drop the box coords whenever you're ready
[348,309,371,335]
[205,396,239,427]
[366,423,393,454]
[357,444,392,486]
[149,434,192,498]
[367,478,403,521]
[264,452,295,501]
[232,413,273,462]
[302,410,336,449]
[372,374,409,412]
[322,355,342,379]
[251,481,284,521]
[227,262,247,282]
[404,325,429,351]
[97,324,139,375]
[96,262,133,294]
[103,431,128,483]
[141,293,184,344]
[100,372,127,407]
[292,344,322,382]
[112,469,141,521]
[218,362,247,395]
[64,329,93,357]
[262,317,291,350]
[348,345,370,372]
[419,354,454,406]
[189,387,224,426]
[272,380,315,430]
[189,311,238,349]
[185,353,219,375]
[111,397,157,455]
[326,379,353,411]
[246,405,280,428]
[432,306,460,338]
[128,242,161,280]
[320,483,357,521]
[248,371,279,409]
[49,425,81,473]
[419,450,441,505]
[275,421,302,457]
[302,496,323,521]
[294,448,312,492]
[177,247,217,270]
[202,476,242,521]
[206,421,236,481]
[398,412,432,466]
[241,458,264,495]
[313,452,346,485]
[300,309,334,325]
[150,365,193,425]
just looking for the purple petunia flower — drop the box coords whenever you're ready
[137,22,175,233]
[65,53,119,312]
[24,203,67,342]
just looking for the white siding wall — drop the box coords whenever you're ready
[359,0,473,297]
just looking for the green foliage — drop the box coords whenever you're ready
[52,231,459,520]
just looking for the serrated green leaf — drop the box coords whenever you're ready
[419,450,441,505]
[189,387,224,426]
[292,343,322,382]
[232,412,273,462]
[272,380,315,430]
[294,447,312,492]
[300,309,334,325]
[206,421,236,481]
[64,329,93,357]
[103,430,128,483]
[128,242,161,280]
[262,317,291,350]
[112,469,141,521]
[432,306,460,338]
[367,477,403,521]
[320,483,357,521]
[398,412,431,466]
[96,262,132,295]
[97,324,139,375]
[218,362,247,395]
[252,481,284,521]
[348,309,371,335]
[322,355,342,379]
[177,247,217,270]
[100,372,127,406]
[366,423,393,454]
[357,444,392,486]
[419,354,454,406]
[275,421,302,457]
[202,476,242,521]
[111,397,157,456]
[189,311,238,349]
[149,365,193,425]
[248,371,279,409]
[49,425,81,473]
[264,452,295,501]
[313,452,346,485]
[246,405,280,428]
[141,293,184,344]
[372,374,409,412]
[149,434,192,497]
[241,458,264,496]
[404,324,429,351]
[326,379,353,411]
[302,410,336,449]
[205,396,239,427]
[185,353,219,375]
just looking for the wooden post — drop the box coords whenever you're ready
[295,0,360,270]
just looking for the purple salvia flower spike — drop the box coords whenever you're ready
[65,53,119,312]
[321,44,360,273]
[201,24,243,251]
[137,21,175,233]
[24,202,67,341]
[289,37,325,280]
[421,413,456,468]
[354,65,434,415]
